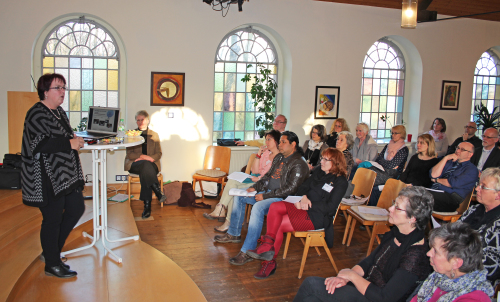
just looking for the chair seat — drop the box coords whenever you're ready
[351,206,389,222]
[194,169,226,177]
[432,210,458,216]
[128,172,162,178]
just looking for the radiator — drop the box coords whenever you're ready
[227,146,259,174]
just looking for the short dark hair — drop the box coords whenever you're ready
[281,131,303,155]
[321,148,347,177]
[265,129,281,146]
[399,186,434,230]
[429,221,483,273]
[310,124,327,142]
[37,73,66,100]
[430,118,447,132]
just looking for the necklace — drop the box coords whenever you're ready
[41,101,61,119]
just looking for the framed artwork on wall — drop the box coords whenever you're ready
[314,86,340,119]
[150,72,185,106]
[440,80,461,110]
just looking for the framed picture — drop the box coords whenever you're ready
[150,72,185,106]
[314,86,340,119]
[440,80,461,110]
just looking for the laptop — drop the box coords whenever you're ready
[75,106,120,140]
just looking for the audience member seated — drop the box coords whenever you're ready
[429,142,477,212]
[446,121,482,155]
[326,118,350,148]
[459,167,500,286]
[204,130,281,232]
[235,114,287,146]
[336,131,355,178]
[303,124,328,170]
[294,187,433,302]
[426,117,449,157]
[350,122,378,179]
[471,128,500,174]
[124,110,166,219]
[400,134,440,188]
[214,131,309,266]
[246,148,348,279]
[409,222,494,302]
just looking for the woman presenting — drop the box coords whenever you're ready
[21,73,86,278]
[124,110,165,219]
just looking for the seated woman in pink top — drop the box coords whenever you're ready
[410,221,494,302]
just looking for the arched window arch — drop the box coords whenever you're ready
[212,27,278,143]
[471,50,500,129]
[41,17,120,128]
[360,39,406,142]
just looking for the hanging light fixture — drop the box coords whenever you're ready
[401,0,418,29]
[203,0,247,17]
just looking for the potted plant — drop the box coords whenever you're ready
[241,64,278,138]
[73,117,88,132]
[473,104,500,130]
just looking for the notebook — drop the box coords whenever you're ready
[75,106,120,140]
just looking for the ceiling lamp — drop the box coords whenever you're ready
[401,0,418,29]
[203,0,247,17]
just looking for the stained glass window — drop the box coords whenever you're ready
[360,39,406,143]
[213,27,278,143]
[42,19,119,128]
[471,51,500,132]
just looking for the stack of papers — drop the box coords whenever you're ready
[227,172,251,183]
[284,196,302,204]
[358,206,388,216]
[228,188,257,197]
[341,196,369,206]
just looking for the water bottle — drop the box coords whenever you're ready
[118,119,125,137]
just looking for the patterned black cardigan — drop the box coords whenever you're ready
[21,102,84,206]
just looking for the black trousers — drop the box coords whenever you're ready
[294,277,370,302]
[129,160,159,202]
[430,190,463,212]
[39,188,85,267]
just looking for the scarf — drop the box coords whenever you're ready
[428,130,446,142]
[386,139,405,161]
[308,140,324,151]
[416,269,494,302]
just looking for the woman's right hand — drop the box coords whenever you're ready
[355,158,362,165]
[258,145,267,156]
[325,277,348,294]
[70,137,85,150]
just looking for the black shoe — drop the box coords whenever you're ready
[40,253,70,269]
[142,200,152,219]
[152,183,167,204]
[45,264,77,278]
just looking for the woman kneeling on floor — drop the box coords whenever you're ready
[246,148,348,279]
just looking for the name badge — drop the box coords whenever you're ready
[266,160,272,165]
[322,183,333,193]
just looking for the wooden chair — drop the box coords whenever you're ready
[282,207,340,279]
[432,191,473,223]
[192,146,231,198]
[242,154,257,225]
[339,168,377,219]
[127,173,164,206]
[343,179,406,256]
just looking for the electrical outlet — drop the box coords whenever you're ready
[116,175,128,181]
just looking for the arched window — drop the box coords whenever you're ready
[41,17,120,128]
[360,39,406,142]
[213,27,278,143]
[471,51,500,128]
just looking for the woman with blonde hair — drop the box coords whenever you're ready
[326,118,350,148]
[399,134,440,188]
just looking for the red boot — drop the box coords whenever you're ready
[254,260,277,279]
[246,235,275,261]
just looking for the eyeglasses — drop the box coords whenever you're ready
[456,147,472,153]
[482,135,499,139]
[49,86,67,91]
[476,183,499,192]
[391,200,406,212]
[320,157,332,162]
[274,120,286,124]
[312,131,319,135]
[391,132,400,135]
[464,126,476,129]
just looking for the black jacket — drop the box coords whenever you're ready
[470,146,500,171]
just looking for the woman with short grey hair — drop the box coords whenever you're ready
[336,131,354,177]
[409,221,494,301]
[350,123,378,179]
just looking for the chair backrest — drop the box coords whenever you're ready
[203,146,232,174]
[457,191,473,214]
[377,179,406,209]
[244,153,257,174]
[351,168,377,198]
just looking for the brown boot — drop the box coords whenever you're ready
[229,251,254,266]
[214,232,241,243]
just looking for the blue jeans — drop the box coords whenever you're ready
[227,191,282,253]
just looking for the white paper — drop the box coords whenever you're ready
[426,188,445,193]
[431,216,441,228]
[284,196,302,204]
[227,172,251,183]
[378,185,385,191]
[369,161,385,172]
[358,206,389,216]
[228,188,257,197]
[341,196,369,206]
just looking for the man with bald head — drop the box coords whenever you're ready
[446,121,483,155]
[471,127,500,173]
[429,142,478,212]
[235,114,287,147]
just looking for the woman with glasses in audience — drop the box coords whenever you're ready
[425,118,448,157]
[303,124,328,170]
[400,134,440,188]
[459,167,500,286]
[326,118,350,149]
[294,186,433,302]
[409,222,493,302]
[246,148,348,280]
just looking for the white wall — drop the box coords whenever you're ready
[1,0,499,183]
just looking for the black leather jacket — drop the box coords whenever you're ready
[252,151,310,200]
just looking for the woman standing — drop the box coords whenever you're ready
[302,124,328,170]
[400,134,440,188]
[350,123,377,179]
[426,118,448,157]
[336,131,355,178]
[326,118,350,148]
[124,110,165,219]
[21,73,86,278]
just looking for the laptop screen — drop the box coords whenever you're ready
[87,106,120,134]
